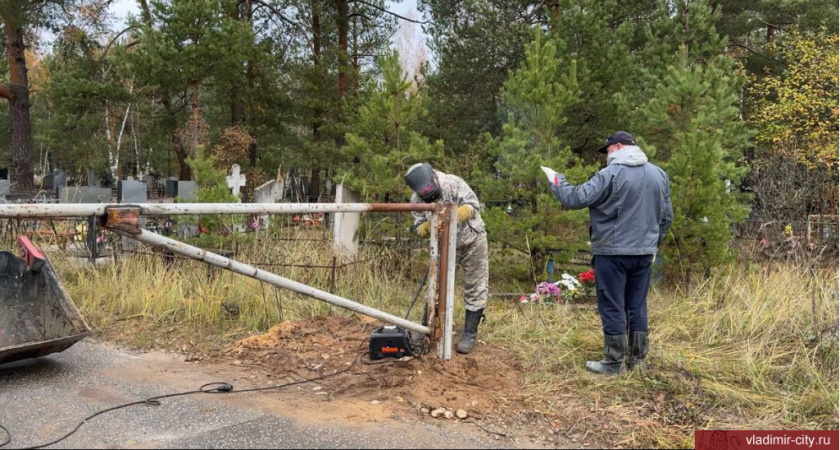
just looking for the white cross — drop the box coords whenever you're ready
[226,164,247,199]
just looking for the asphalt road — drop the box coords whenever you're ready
[0,341,505,449]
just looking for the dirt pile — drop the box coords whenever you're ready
[226,315,528,416]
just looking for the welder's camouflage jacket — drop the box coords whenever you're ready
[410,170,486,248]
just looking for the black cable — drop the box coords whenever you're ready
[1,270,434,448]
[1,337,379,449]
[0,424,9,448]
[404,271,429,320]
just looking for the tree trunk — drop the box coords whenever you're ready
[139,0,190,180]
[309,167,321,202]
[352,12,359,92]
[245,0,257,167]
[191,80,200,152]
[172,131,191,181]
[2,23,35,193]
[162,92,191,180]
[337,0,349,98]
[310,0,322,202]
[229,1,246,126]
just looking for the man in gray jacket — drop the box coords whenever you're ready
[541,131,673,375]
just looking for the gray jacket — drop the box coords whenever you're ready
[549,146,673,256]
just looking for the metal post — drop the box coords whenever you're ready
[103,223,430,336]
[435,204,456,360]
[443,204,457,360]
[434,204,457,360]
[426,211,440,348]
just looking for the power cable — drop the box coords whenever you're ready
[0,335,415,449]
[1,262,432,448]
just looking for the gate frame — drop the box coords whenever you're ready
[0,202,457,360]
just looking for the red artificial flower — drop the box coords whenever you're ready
[578,268,595,284]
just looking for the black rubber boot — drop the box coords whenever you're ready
[585,334,627,375]
[456,308,484,354]
[628,331,649,370]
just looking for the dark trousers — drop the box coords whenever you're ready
[593,255,652,335]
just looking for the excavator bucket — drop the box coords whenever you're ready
[0,237,90,365]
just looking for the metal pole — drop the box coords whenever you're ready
[443,205,457,361]
[426,212,440,352]
[434,205,457,360]
[0,203,437,218]
[435,204,453,360]
[108,227,431,335]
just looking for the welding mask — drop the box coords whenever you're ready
[405,163,441,203]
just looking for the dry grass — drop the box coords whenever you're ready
[485,262,839,447]
[14,228,838,448]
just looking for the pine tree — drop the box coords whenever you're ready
[337,50,443,201]
[636,1,750,279]
[421,0,540,166]
[476,28,597,266]
[546,0,661,158]
[128,0,252,180]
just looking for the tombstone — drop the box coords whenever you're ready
[176,223,199,239]
[117,180,148,248]
[87,168,102,187]
[165,180,178,197]
[42,169,66,194]
[41,173,55,190]
[53,170,67,191]
[225,164,246,200]
[254,180,282,203]
[117,180,148,203]
[59,186,112,203]
[0,180,10,196]
[332,183,360,259]
[177,181,198,201]
[254,180,283,229]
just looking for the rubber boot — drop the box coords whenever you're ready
[456,308,484,354]
[627,331,649,370]
[585,334,627,375]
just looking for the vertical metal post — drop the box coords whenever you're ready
[426,210,440,350]
[443,204,457,360]
[435,204,456,360]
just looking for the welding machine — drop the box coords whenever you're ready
[368,325,416,360]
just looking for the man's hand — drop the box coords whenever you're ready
[456,205,473,224]
[541,166,560,186]
[416,221,431,238]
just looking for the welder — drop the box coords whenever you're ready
[405,163,488,354]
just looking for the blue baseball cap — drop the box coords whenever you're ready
[597,131,636,154]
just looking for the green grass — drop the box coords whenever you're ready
[24,230,839,448]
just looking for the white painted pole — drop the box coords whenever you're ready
[0,203,436,218]
[112,227,431,335]
[444,206,458,360]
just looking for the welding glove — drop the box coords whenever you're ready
[541,166,560,186]
[416,221,431,238]
[456,205,474,224]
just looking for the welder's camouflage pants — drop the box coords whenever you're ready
[457,233,488,312]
